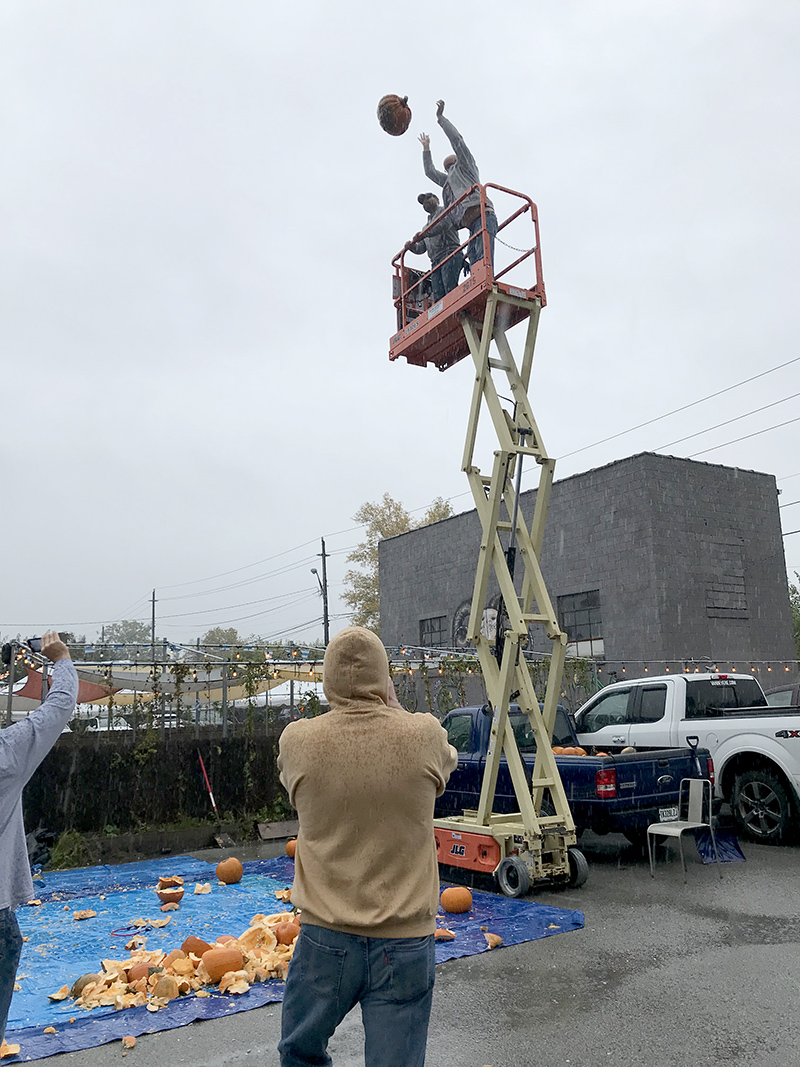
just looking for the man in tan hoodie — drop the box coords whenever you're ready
[277,626,457,1067]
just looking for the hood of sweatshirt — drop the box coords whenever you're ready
[322,627,390,712]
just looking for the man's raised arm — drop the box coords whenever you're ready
[436,100,479,178]
[420,132,447,187]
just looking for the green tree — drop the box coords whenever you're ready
[790,572,800,659]
[103,620,152,645]
[343,493,454,635]
[201,626,241,647]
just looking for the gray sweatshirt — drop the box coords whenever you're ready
[409,207,461,266]
[423,114,495,225]
[0,658,78,910]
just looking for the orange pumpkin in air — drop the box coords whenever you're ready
[377,94,412,136]
[440,887,472,914]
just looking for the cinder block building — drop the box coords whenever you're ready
[379,453,796,673]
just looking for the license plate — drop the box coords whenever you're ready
[659,806,679,822]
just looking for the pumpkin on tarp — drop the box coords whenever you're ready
[440,886,472,914]
[273,921,301,945]
[181,935,213,958]
[201,945,244,984]
[216,857,244,884]
[377,94,412,136]
[286,839,297,858]
[155,886,184,905]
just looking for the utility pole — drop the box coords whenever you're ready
[151,590,157,665]
[311,538,330,646]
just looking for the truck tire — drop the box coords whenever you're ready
[732,768,794,844]
[496,856,531,897]
[567,847,589,887]
[623,829,648,850]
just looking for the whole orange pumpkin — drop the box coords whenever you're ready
[201,945,244,984]
[440,886,472,914]
[216,857,244,884]
[377,94,412,136]
[286,839,296,859]
[273,921,301,945]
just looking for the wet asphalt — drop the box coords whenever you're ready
[29,829,800,1067]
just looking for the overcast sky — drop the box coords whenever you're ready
[2,0,798,647]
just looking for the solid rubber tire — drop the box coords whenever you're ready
[567,847,589,887]
[496,856,532,898]
[732,768,794,844]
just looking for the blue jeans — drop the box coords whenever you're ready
[279,924,435,1067]
[0,909,22,1044]
[468,211,498,272]
[430,253,463,303]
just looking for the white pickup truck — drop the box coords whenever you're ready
[573,673,800,844]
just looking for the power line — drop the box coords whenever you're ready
[653,392,800,452]
[558,354,800,461]
[779,500,800,510]
[158,538,322,591]
[687,414,800,458]
[159,556,319,601]
[157,589,317,621]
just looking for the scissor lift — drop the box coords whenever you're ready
[391,185,586,895]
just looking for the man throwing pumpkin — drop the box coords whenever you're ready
[277,626,458,1067]
[419,99,498,272]
[1,633,78,1052]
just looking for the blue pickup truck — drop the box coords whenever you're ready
[435,704,715,845]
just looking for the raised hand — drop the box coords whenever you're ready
[419,133,430,150]
[41,631,71,663]
[436,99,445,118]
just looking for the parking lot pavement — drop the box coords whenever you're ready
[30,831,800,1067]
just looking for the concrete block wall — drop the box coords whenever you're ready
[379,453,796,669]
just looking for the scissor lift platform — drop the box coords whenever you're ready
[390,268,540,372]
[389,183,546,372]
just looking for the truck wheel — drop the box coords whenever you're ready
[623,829,648,849]
[732,769,794,844]
[567,847,589,887]
[496,856,531,897]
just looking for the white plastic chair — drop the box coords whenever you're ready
[647,779,722,882]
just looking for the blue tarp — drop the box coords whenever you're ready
[8,856,584,1062]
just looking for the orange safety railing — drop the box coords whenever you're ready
[390,183,545,371]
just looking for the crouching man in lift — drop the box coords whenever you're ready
[405,192,464,304]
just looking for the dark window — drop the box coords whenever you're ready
[576,689,631,733]
[558,590,603,657]
[419,615,447,648]
[446,713,473,753]
[684,677,768,718]
[633,685,667,724]
[510,708,574,751]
